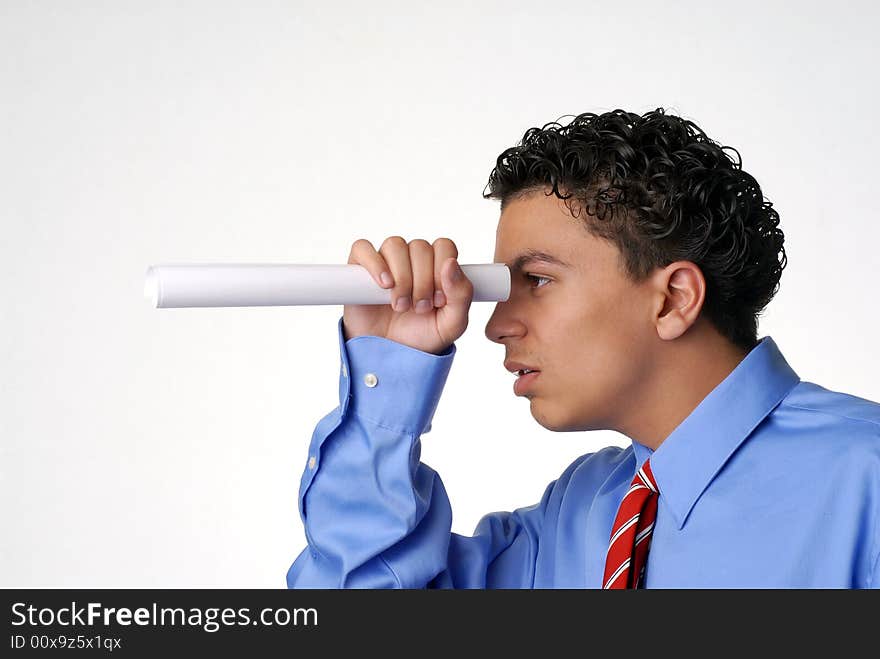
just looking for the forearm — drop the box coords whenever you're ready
[287,317,457,588]
[288,408,454,588]
[286,316,557,589]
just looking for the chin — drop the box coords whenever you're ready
[529,400,589,433]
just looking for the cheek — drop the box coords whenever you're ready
[558,294,650,394]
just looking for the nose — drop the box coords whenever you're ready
[484,299,525,344]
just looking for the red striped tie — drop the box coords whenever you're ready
[602,459,659,589]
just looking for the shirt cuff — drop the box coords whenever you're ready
[335,316,456,436]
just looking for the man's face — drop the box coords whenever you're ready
[485,189,658,433]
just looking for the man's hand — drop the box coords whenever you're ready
[343,237,474,355]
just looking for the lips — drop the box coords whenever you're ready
[513,370,540,395]
[504,361,540,375]
[505,360,541,395]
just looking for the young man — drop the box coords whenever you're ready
[287,108,880,588]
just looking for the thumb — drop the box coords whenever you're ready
[437,257,472,343]
[441,257,472,302]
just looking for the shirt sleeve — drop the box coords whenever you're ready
[285,316,557,589]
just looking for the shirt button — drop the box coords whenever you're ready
[364,373,378,387]
[341,362,347,378]
[308,455,317,470]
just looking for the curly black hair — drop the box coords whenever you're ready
[482,107,787,353]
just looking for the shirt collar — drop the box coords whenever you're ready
[631,336,800,530]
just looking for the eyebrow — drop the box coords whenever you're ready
[508,249,572,273]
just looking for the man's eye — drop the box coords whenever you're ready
[525,274,551,289]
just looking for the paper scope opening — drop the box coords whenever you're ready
[143,267,159,308]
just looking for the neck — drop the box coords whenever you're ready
[615,320,752,452]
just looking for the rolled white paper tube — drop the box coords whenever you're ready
[144,263,511,308]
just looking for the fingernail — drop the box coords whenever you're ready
[434,290,446,307]
[395,296,411,312]
[415,299,432,313]
[380,272,393,287]
[452,260,462,281]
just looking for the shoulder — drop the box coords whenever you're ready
[766,381,880,472]
[779,381,880,438]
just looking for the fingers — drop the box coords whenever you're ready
[408,240,435,313]
[348,238,395,290]
[350,236,460,314]
[379,236,414,312]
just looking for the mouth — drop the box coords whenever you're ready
[513,369,541,395]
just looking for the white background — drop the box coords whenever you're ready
[2,0,878,587]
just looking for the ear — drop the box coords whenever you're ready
[650,261,706,341]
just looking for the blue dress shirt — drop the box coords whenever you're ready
[287,317,880,588]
